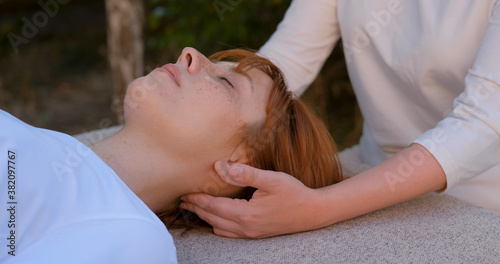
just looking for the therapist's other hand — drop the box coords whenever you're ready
[180,161,326,238]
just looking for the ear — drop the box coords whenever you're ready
[228,143,249,165]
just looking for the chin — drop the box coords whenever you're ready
[123,76,163,113]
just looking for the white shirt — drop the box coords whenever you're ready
[260,0,500,210]
[0,110,177,263]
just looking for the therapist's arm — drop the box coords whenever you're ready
[181,143,445,238]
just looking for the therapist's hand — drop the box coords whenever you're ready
[181,144,447,239]
[180,161,327,238]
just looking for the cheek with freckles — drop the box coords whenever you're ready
[183,76,240,125]
[198,75,236,104]
[164,79,244,153]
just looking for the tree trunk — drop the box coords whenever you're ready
[105,0,144,124]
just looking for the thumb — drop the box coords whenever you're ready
[215,160,279,189]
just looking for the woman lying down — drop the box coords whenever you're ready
[0,48,343,263]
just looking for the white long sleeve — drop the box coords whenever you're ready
[259,0,340,96]
[413,1,500,187]
[259,0,500,196]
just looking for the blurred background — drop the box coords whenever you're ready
[0,0,361,150]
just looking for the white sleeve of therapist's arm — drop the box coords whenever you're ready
[413,2,500,190]
[258,0,340,96]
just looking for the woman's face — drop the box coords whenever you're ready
[124,47,272,168]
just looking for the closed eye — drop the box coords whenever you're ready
[219,77,234,88]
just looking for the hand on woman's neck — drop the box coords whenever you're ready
[89,126,206,214]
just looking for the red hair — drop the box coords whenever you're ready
[161,49,343,226]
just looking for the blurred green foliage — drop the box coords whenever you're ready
[0,1,291,69]
[144,0,290,68]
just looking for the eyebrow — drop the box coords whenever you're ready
[226,63,254,93]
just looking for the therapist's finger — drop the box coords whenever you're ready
[212,227,242,238]
[180,194,247,233]
[215,160,282,192]
[181,192,248,220]
[179,202,233,229]
[214,160,246,187]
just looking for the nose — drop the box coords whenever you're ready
[178,47,207,75]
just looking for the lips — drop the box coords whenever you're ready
[157,64,181,87]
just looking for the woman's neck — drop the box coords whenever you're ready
[89,127,205,214]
